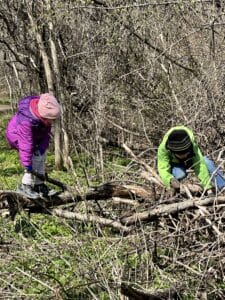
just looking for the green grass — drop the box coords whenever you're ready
[0,113,137,299]
[0,113,221,299]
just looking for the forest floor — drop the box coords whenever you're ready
[0,109,225,299]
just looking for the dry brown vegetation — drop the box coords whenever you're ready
[1,0,225,299]
[1,0,225,162]
[0,144,225,299]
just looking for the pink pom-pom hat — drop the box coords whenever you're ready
[38,93,61,119]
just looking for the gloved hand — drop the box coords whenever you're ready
[206,188,214,197]
[170,178,180,190]
[25,166,32,172]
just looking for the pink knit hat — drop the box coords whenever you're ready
[38,93,61,119]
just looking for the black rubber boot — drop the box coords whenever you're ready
[34,183,49,197]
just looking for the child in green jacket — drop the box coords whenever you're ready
[157,125,225,195]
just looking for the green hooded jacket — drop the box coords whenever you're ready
[157,125,212,190]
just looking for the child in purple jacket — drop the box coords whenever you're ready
[6,93,61,199]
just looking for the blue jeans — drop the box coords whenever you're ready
[172,156,225,191]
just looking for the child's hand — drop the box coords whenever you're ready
[206,189,214,197]
[171,178,180,190]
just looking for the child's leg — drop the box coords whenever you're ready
[19,170,39,199]
[204,156,225,191]
[32,153,46,185]
[32,153,52,196]
[21,171,33,185]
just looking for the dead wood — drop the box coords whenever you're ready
[0,190,77,213]
[0,190,132,233]
[120,195,225,225]
[121,143,163,187]
[111,197,139,206]
[1,182,222,235]
[0,183,148,232]
[120,282,180,299]
[0,183,153,211]
[141,171,203,196]
[86,182,153,200]
[52,208,131,233]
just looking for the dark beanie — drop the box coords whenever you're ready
[166,130,192,153]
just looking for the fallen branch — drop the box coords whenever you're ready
[120,282,180,300]
[52,208,131,233]
[111,197,139,206]
[120,195,225,225]
[121,143,163,187]
[183,185,221,236]
[0,183,152,212]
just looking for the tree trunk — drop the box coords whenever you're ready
[27,10,54,91]
[45,0,67,170]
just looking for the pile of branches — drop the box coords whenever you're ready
[1,144,225,298]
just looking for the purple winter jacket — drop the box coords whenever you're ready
[6,95,51,167]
